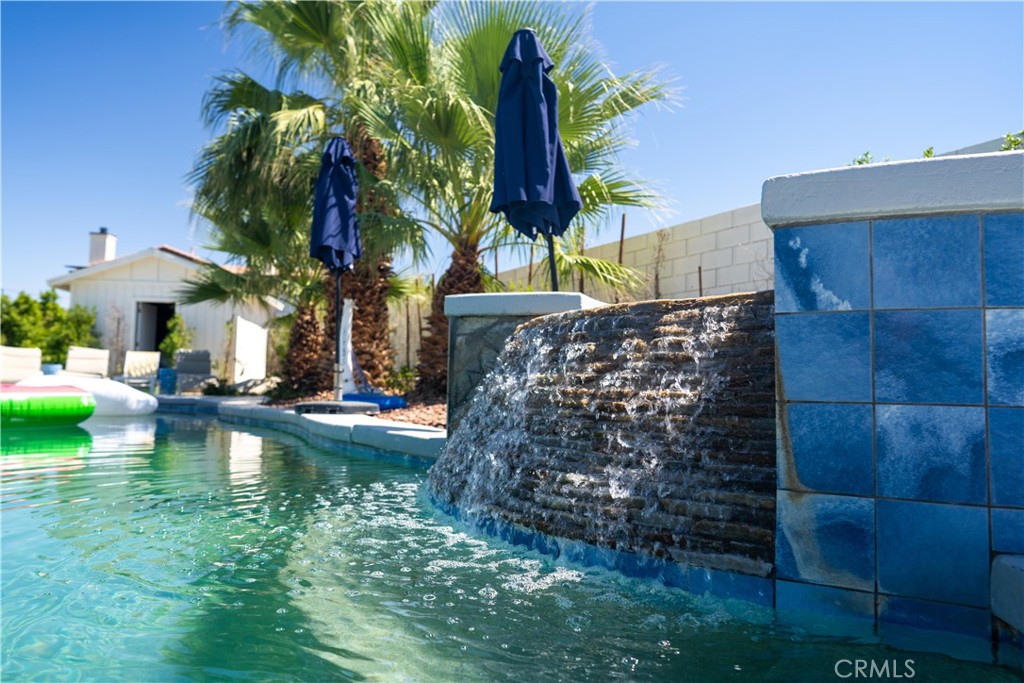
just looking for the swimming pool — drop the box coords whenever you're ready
[1,416,1017,681]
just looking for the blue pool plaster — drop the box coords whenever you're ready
[764,150,1024,664]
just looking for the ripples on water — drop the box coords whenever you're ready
[1,417,1017,682]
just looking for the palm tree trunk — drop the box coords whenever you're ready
[416,239,482,396]
[284,302,325,395]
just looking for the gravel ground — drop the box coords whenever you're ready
[381,400,447,429]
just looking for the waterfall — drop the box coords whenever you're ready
[429,291,776,578]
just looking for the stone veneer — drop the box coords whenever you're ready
[431,291,777,584]
[445,293,604,434]
[763,151,1024,661]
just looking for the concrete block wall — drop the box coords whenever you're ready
[386,204,773,374]
[763,151,1024,659]
[496,203,774,302]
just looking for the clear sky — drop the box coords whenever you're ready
[3,1,1022,299]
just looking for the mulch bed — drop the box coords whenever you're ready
[265,392,447,430]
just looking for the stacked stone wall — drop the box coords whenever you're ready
[429,291,776,577]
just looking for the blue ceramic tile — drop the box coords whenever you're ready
[873,215,982,309]
[992,508,1024,553]
[877,500,989,607]
[779,403,873,495]
[985,212,1024,306]
[777,491,874,591]
[990,408,1024,507]
[879,595,992,640]
[987,309,1024,406]
[774,222,870,312]
[660,562,688,590]
[688,566,774,607]
[875,310,984,404]
[776,580,875,619]
[776,313,872,402]
[775,581,875,638]
[876,405,986,504]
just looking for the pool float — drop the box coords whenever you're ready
[16,375,157,416]
[0,383,96,428]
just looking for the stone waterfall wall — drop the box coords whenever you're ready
[429,291,776,578]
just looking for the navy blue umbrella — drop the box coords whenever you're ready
[490,28,582,291]
[311,137,362,272]
[311,137,361,399]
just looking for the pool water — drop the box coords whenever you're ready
[1,416,1017,682]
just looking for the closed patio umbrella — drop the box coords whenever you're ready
[310,137,362,400]
[490,28,582,292]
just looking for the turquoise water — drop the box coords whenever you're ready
[1,416,1017,682]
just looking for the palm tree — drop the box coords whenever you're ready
[351,1,672,394]
[184,71,423,392]
[187,1,428,392]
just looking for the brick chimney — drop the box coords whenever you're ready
[89,227,117,265]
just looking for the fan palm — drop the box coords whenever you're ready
[185,71,424,392]
[351,1,672,393]
[187,1,428,391]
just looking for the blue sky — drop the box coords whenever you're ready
[3,1,1022,299]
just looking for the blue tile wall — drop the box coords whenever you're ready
[992,508,1024,553]
[775,580,875,637]
[877,500,989,607]
[777,491,874,591]
[776,313,871,402]
[878,596,993,641]
[774,210,1023,645]
[774,222,870,312]
[987,309,1024,406]
[876,405,986,504]
[990,408,1024,507]
[873,215,982,309]
[776,580,875,620]
[778,403,873,495]
[984,212,1024,307]
[874,310,984,404]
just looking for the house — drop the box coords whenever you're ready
[48,228,278,382]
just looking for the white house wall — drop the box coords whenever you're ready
[64,254,273,375]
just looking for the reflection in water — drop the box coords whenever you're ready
[227,430,264,486]
[1,417,1017,682]
[81,416,156,452]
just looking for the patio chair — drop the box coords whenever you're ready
[62,346,110,378]
[175,350,216,394]
[0,345,43,383]
[114,350,161,394]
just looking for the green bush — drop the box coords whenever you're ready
[0,290,98,364]
[159,314,194,368]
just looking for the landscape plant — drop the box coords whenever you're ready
[351,1,672,393]
[0,290,98,364]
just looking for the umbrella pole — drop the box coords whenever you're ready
[335,269,342,401]
[545,232,559,292]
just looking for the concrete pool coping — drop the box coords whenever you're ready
[156,395,446,461]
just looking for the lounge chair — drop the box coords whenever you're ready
[0,345,43,383]
[62,346,110,378]
[114,351,161,394]
[175,350,216,394]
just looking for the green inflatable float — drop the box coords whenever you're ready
[0,384,96,428]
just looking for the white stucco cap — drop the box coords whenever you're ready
[761,151,1024,228]
[444,292,606,317]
